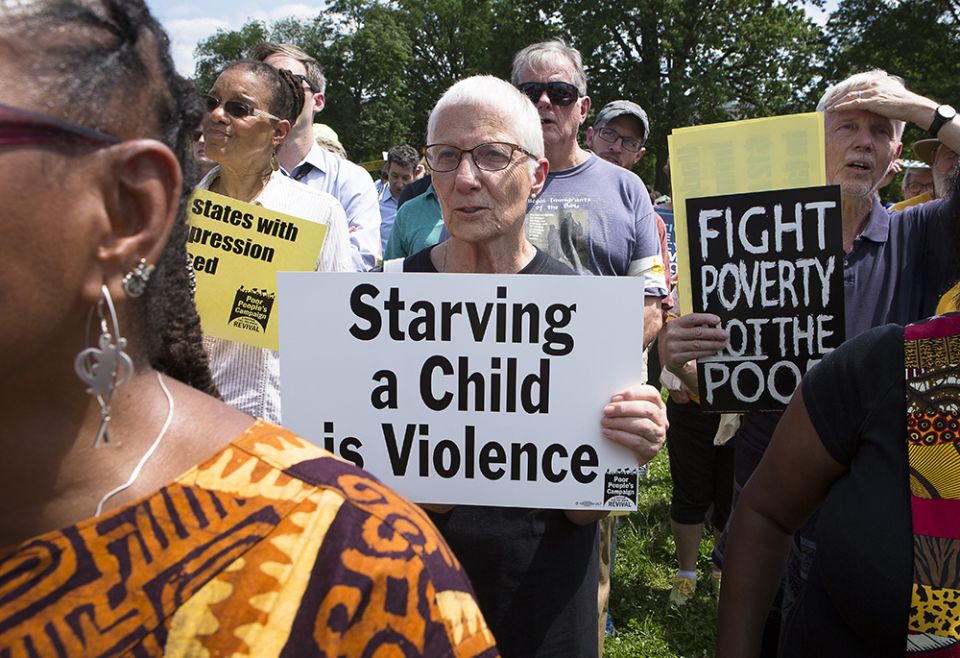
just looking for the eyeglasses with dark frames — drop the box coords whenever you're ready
[291,73,320,94]
[0,102,120,148]
[204,94,280,122]
[516,81,581,107]
[596,126,644,153]
[424,142,537,173]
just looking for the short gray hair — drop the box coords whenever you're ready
[816,69,906,139]
[427,75,545,167]
[511,39,587,95]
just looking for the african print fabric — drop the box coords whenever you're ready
[0,420,498,657]
[905,313,960,656]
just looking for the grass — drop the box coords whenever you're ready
[603,449,719,658]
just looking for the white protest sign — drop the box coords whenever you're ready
[278,272,645,511]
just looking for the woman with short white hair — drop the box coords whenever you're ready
[390,75,668,658]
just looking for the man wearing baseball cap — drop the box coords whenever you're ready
[586,100,649,170]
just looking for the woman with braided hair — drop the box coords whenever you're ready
[197,59,352,424]
[0,2,497,656]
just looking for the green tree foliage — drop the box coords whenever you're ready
[824,0,959,103]
[321,0,414,162]
[823,0,960,164]
[189,0,954,188]
[190,0,540,163]
[193,21,270,92]
[534,0,825,189]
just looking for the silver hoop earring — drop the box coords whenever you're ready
[74,285,134,448]
[122,258,155,298]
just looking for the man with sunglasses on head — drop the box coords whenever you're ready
[512,41,667,351]
[251,42,381,271]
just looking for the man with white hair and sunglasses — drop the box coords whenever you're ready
[511,40,668,350]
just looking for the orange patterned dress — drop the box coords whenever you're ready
[0,420,498,657]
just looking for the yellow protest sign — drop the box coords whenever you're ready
[668,112,825,313]
[186,189,327,350]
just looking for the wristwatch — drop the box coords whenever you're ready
[929,104,957,137]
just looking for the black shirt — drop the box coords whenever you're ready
[783,324,912,657]
[403,244,575,276]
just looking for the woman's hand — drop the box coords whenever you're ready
[601,384,668,466]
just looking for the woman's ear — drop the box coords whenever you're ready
[530,157,550,197]
[96,139,182,281]
[273,119,292,147]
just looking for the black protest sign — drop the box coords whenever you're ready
[686,185,845,412]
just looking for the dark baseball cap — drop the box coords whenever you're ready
[594,100,650,144]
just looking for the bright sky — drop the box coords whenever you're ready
[150,0,837,79]
[148,1,328,76]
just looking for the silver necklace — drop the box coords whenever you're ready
[95,371,175,516]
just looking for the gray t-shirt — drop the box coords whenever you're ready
[526,153,667,297]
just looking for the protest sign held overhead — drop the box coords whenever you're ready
[687,186,844,412]
[278,272,646,511]
[186,189,328,350]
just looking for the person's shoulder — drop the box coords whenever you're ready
[224,421,498,655]
[225,420,444,566]
[402,245,437,272]
[269,171,343,212]
[307,144,377,191]
[584,155,651,209]
[588,153,644,183]
[892,195,947,222]
[396,190,428,219]
[526,248,576,275]
[809,323,902,384]
[400,185,435,212]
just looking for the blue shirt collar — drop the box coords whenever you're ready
[858,195,890,244]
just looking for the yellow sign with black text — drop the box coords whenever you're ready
[186,188,327,349]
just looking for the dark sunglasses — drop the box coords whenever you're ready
[516,81,581,107]
[204,94,280,121]
[0,101,120,147]
[291,73,320,94]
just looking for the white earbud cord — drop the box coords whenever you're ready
[95,370,175,516]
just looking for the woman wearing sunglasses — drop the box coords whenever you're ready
[0,3,496,656]
[197,60,352,423]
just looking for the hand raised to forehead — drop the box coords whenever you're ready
[826,78,935,128]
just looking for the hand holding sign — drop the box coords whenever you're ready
[659,313,729,374]
[601,385,668,465]
[280,272,651,510]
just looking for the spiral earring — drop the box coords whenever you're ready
[74,285,134,448]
